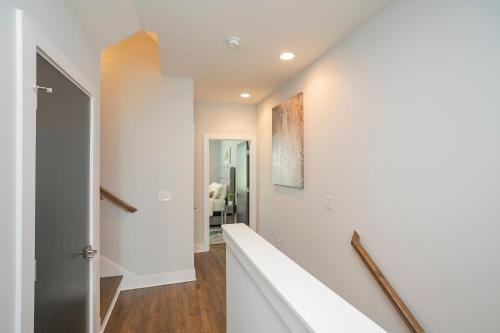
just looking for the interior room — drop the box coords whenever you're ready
[3,1,500,333]
[208,139,250,245]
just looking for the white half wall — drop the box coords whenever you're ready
[257,1,500,332]
[100,32,195,280]
[224,224,385,333]
[194,101,256,246]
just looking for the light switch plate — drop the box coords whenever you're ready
[324,195,334,210]
[158,190,172,201]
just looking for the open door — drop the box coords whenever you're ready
[236,142,249,225]
[34,54,93,332]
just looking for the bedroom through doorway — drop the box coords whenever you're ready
[207,139,250,245]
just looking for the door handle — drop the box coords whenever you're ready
[81,245,98,259]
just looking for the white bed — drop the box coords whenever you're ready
[208,182,227,217]
[208,198,226,217]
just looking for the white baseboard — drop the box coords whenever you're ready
[100,255,196,290]
[194,243,207,253]
[101,255,127,278]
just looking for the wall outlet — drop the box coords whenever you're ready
[158,190,172,201]
[324,195,334,210]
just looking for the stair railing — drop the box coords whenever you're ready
[351,231,424,333]
[100,187,138,213]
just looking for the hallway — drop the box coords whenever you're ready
[105,245,226,333]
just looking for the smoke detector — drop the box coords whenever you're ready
[225,36,241,49]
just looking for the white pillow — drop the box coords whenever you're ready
[209,182,219,198]
[218,185,228,200]
[209,182,223,199]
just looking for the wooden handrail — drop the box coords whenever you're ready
[100,187,138,213]
[351,231,424,333]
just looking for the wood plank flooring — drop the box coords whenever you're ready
[101,276,123,323]
[105,245,226,333]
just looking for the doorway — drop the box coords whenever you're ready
[34,54,93,332]
[16,11,99,332]
[207,139,249,245]
[202,134,257,251]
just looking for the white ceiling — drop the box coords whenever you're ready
[70,0,391,104]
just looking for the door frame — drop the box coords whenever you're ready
[15,10,100,333]
[202,134,257,252]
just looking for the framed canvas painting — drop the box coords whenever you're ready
[272,92,304,188]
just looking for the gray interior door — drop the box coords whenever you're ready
[236,142,249,225]
[35,54,91,333]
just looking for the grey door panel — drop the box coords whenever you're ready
[236,142,249,225]
[35,54,90,333]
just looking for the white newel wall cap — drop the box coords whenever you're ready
[222,223,386,333]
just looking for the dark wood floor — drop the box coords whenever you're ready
[105,245,226,333]
[101,276,123,323]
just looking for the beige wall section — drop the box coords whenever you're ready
[257,1,500,332]
[194,101,256,247]
[101,32,194,275]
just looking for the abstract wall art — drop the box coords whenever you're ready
[272,92,304,189]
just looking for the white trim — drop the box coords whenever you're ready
[202,134,257,252]
[15,10,100,333]
[101,256,196,291]
[194,243,205,253]
[99,280,121,333]
[15,11,26,333]
[100,255,126,278]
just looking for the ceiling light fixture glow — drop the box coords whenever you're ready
[280,52,295,61]
[240,93,251,98]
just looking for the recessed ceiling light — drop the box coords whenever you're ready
[240,93,251,98]
[280,52,295,61]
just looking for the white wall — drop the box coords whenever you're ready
[257,1,500,332]
[0,1,99,331]
[0,2,17,332]
[226,248,293,333]
[194,101,256,247]
[18,0,99,81]
[100,32,195,280]
[219,140,245,168]
[209,140,221,183]
[209,139,246,184]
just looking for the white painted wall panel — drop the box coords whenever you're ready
[257,1,500,332]
[100,32,194,277]
[226,249,291,333]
